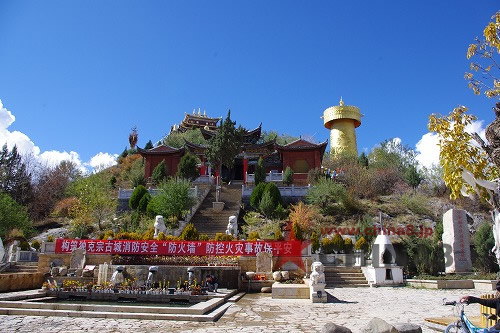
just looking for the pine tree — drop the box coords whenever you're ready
[0,144,33,206]
[177,152,200,181]
[144,140,153,150]
[254,157,266,185]
[205,110,244,200]
[152,160,168,185]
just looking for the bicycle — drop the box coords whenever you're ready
[443,299,500,333]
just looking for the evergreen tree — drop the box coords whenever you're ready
[283,166,294,185]
[0,144,33,206]
[177,152,200,181]
[358,152,369,167]
[205,110,244,200]
[254,157,266,185]
[144,140,154,150]
[152,160,168,185]
[404,165,423,189]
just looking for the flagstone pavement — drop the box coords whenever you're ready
[0,287,484,332]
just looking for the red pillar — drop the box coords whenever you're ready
[200,156,206,175]
[243,155,248,184]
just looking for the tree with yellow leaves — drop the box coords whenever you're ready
[428,106,498,201]
[465,11,500,100]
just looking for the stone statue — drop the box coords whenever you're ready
[154,215,167,238]
[309,261,327,303]
[0,237,4,263]
[310,262,325,285]
[225,215,237,237]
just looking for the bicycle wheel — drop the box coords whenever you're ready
[444,323,465,333]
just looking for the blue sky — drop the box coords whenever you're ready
[0,1,498,171]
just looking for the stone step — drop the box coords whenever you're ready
[325,279,368,284]
[323,267,363,272]
[326,284,370,288]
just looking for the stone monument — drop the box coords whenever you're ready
[154,215,167,238]
[309,261,327,303]
[68,248,86,276]
[442,209,473,273]
[256,252,273,273]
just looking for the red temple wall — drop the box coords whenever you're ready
[144,154,181,178]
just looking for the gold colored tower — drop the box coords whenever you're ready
[322,98,362,159]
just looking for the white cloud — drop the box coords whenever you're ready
[415,132,440,169]
[0,99,115,173]
[87,152,118,173]
[415,120,488,169]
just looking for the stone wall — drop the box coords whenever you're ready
[0,273,44,292]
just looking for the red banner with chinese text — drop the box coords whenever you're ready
[55,239,305,257]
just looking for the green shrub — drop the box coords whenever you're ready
[332,233,344,253]
[47,235,55,242]
[283,166,294,185]
[215,233,235,241]
[259,191,275,218]
[247,231,260,241]
[306,179,347,215]
[273,204,288,220]
[152,160,168,185]
[180,223,199,241]
[177,152,200,181]
[20,240,30,251]
[147,179,195,220]
[310,231,320,253]
[110,176,117,188]
[0,192,33,240]
[129,185,148,210]
[264,182,283,208]
[307,167,323,185]
[254,157,266,185]
[131,172,146,187]
[31,239,41,251]
[137,192,151,214]
[321,237,334,254]
[473,222,498,273]
[250,183,266,210]
[344,238,354,254]
[292,221,303,240]
[199,234,210,241]
[399,192,432,216]
[157,232,167,240]
[354,237,369,252]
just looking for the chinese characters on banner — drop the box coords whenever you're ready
[55,239,305,257]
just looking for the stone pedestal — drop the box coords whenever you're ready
[442,209,472,273]
[310,282,327,303]
[362,265,404,286]
[212,202,225,212]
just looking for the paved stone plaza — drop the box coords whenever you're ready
[0,287,483,332]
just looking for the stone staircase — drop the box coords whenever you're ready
[190,184,242,238]
[1,262,39,274]
[324,266,369,288]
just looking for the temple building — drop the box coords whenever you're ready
[139,111,327,185]
[170,108,221,133]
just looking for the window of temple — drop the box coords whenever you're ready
[293,159,310,173]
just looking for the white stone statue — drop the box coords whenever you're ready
[154,215,167,238]
[309,261,327,303]
[0,237,4,263]
[225,215,238,237]
[371,234,396,267]
[310,262,325,285]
